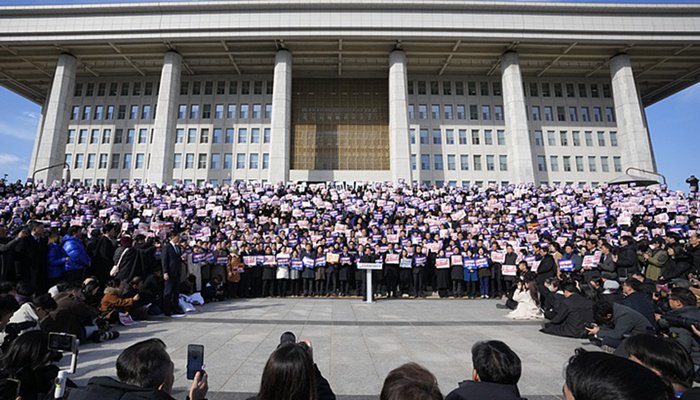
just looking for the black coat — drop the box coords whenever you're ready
[0,237,20,281]
[66,376,175,400]
[536,254,556,285]
[598,303,654,341]
[619,291,657,330]
[161,242,182,279]
[92,236,117,284]
[541,293,593,338]
[14,235,48,290]
[616,244,640,275]
[445,380,525,400]
[662,253,694,281]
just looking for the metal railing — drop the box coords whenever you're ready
[626,167,666,185]
[31,162,70,183]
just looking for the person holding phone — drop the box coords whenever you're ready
[67,338,208,400]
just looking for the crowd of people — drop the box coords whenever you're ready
[1,177,700,398]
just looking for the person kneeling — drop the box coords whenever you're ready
[445,340,525,400]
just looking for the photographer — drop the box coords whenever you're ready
[586,301,654,349]
[656,288,700,373]
[2,293,57,351]
[66,338,208,400]
[0,330,62,400]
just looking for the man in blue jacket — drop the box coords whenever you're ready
[62,226,91,284]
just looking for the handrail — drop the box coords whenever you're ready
[625,167,666,186]
[31,162,70,183]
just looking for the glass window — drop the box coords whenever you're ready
[85,83,94,96]
[212,128,222,144]
[486,155,495,171]
[409,129,416,145]
[544,106,553,121]
[591,84,600,98]
[484,130,493,145]
[585,131,593,147]
[202,104,211,119]
[541,83,551,97]
[547,131,556,146]
[74,83,83,97]
[173,153,182,169]
[601,156,609,172]
[458,129,468,145]
[178,104,186,119]
[597,131,606,146]
[227,104,236,119]
[418,104,428,120]
[225,128,234,144]
[135,153,144,169]
[432,129,441,144]
[74,154,84,169]
[499,155,508,171]
[90,129,99,144]
[554,83,563,97]
[537,155,547,172]
[560,131,568,146]
[70,106,79,120]
[410,154,416,170]
[588,156,597,172]
[473,155,482,171]
[497,130,505,145]
[78,129,87,144]
[575,156,584,172]
[469,105,478,120]
[533,130,543,146]
[138,129,147,144]
[569,107,578,122]
[566,83,575,97]
[224,153,233,169]
[251,128,260,143]
[110,154,120,169]
[238,128,248,143]
[185,153,194,169]
[262,153,269,169]
[141,104,150,119]
[494,105,504,121]
[102,129,111,144]
[93,105,103,120]
[214,104,224,119]
[419,129,428,144]
[430,81,439,95]
[82,106,92,120]
[264,128,271,143]
[442,81,452,95]
[407,81,414,95]
[252,104,262,119]
[493,82,502,96]
[460,155,469,170]
[240,104,249,119]
[132,82,141,96]
[264,104,272,119]
[572,131,581,146]
[434,154,444,170]
[190,104,199,119]
[114,129,123,144]
[444,104,453,120]
[249,153,259,169]
[211,153,221,169]
[445,129,454,145]
[456,82,464,95]
[603,84,612,98]
[447,154,456,170]
[605,107,616,122]
[563,156,571,172]
[529,82,539,97]
[417,81,426,95]
[117,105,126,120]
[199,129,209,144]
[431,104,440,120]
[481,105,491,120]
[86,153,96,169]
[557,106,566,121]
[480,82,489,96]
[198,153,207,169]
[471,130,480,145]
[550,156,559,172]
[593,107,602,122]
[531,106,540,121]
[456,105,466,120]
[581,107,590,122]
[467,82,477,96]
[610,131,618,147]
[236,153,246,169]
[579,83,587,98]
[187,128,196,144]
[408,104,415,120]
[122,153,132,169]
[420,154,430,170]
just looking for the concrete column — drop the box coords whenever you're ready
[32,53,76,183]
[610,53,656,173]
[501,51,536,184]
[148,51,182,184]
[28,99,47,179]
[388,49,412,185]
[268,50,292,184]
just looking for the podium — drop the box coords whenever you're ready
[357,262,383,303]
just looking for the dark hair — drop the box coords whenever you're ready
[623,278,643,293]
[380,362,443,400]
[471,340,521,385]
[258,343,316,400]
[66,225,82,236]
[593,301,614,324]
[32,293,57,312]
[15,281,36,297]
[624,334,694,390]
[0,295,19,317]
[0,282,15,295]
[116,339,173,389]
[0,330,52,371]
[565,349,673,400]
[670,288,697,307]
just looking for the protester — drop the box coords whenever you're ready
[586,301,654,349]
[541,281,594,338]
[381,363,443,400]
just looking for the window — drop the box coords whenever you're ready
[486,155,495,171]
[588,156,597,172]
[173,154,182,169]
[249,153,259,169]
[557,106,566,122]
[228,81,237,95]
[471,130,480,145]
[204,81,213,95]
[408,104,415,120]
[187,129,196,144]
[603,84,612,98]
[141,104,151,119]
[70,106,79,120]
[585,131,593,147]
[456,82,465,95]
[240,104,249,119]
[544,106,553,121]
[418,104,428,120]
[421,154,430,170]
[601,156,609,172]
[199,129,209,144]
[74,154,84,169]
[442,81,452,95]
[409,129,416,145]
[550,156,559,172]
[226,128,234,144]
[572,131,581,147]
[123,153,132,169]
[120,82,130,96]
[190,104,199,119]
[227,104,236,119]
[78,129,87,144]
[419,129,428,144]
[473,155,482,171]
[554,83,563,97]
[185,153,194,169]
[569,107,578,122]
[610,131,618,147]
[430,81,439,95]
[597,131,606,146]
[529,82,539,97]
[202,104,211,119]
[480,82,490,96]
[407,81,414,95]
[445,129,454,145]
[74,83,83,97]
[238,128,248,143]
[224,153,233,169]
[575,156,584,172]
[198,154,207,169]
[216,81,226,95]
[93,105,104,120]
[593,107,602,122]
[481,105,491,120]
[213,128,222,144]
[89,129,99,144]
[493,82,502,96]
[67,129,76,144]
[114,129,123,144]
[110,154,120,169]
[138,129,147,144]
[82,106,91,120]
[484,130,493,145]
[560,131,568,146]
[117,105,126,120]
[431,105,440,120]
[85,83,94,96]
[531,106,541,121]
[252,104,262,119]
[563,156,571,172]
[497,130,506,145]
[262,153,269,169]
[434,154,444,170]
[417,81,426,95]
[211,153,221,169]
[581,107,590,122]
[236,153,246,169]
[467,82,477,96]
[494,105,504,121]
[566,83,575,97]
[86,153,96,169]
[533,130,543,146]
[458,129,468,145]
[215,104,224,119]
[460,155,469,170]
[432,129,441,144]
[591,84,600,98]
[541,83,551,97]
[127,105,137,120]
[410,154,416,170]
[469,105,479,120]
[605,107,616,122]
[547,131,556,146]
[456,105,466,120]
[537,155,547,172]
[499,155,508,171]
[133,82,143,96]
[444,104,453,120]
[447,154,456,170]
[135,153,144,169]
[251,128,260,144]
[175,129,184,144]
[263,128,271,144]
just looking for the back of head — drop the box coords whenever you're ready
[593,300,614,324]
[471,340,521,385]
[0,330,51,371]
[258,343,316,400]
[565,349,673,400]
[670,287,697,307]
[116,339,173,390]
[624,334,694,391]
[380,362,442,400]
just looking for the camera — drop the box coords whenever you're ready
[48,333,78,354]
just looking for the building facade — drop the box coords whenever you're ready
[2,1,700,186]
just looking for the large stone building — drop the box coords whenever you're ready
[1,1,699,186]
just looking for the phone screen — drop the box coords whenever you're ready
[187,344,204,380]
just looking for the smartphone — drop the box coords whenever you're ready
[48,332,77,353]
[3,378,20,398]
[186,344,204,380]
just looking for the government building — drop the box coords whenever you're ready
[1,1,699,187]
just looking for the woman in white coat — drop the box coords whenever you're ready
[276,248,290,297]
[506,277,543,320]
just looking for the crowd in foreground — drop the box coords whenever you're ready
[1,178,700,398]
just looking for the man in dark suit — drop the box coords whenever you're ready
[14,221,48,293]
[541,282,594,338]
[161,233,184,316]
[619,278,657,330]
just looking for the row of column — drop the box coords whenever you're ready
[31,49,656,184]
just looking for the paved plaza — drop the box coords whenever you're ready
[69,298,587,399]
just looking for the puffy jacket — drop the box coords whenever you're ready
[63,235,91,272]
[47,242,68,279]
